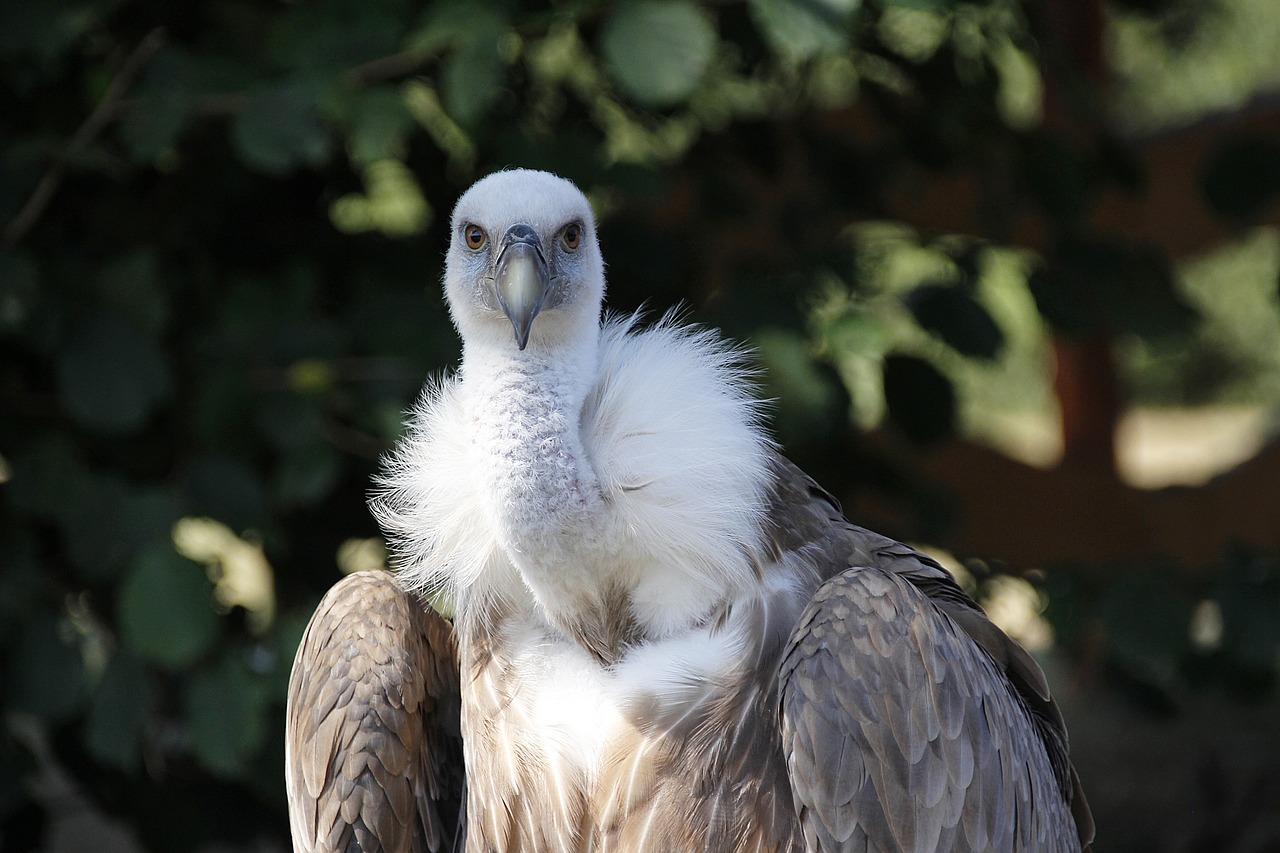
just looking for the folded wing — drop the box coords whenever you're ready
[286,570,464,853]
[776,488,1093,852]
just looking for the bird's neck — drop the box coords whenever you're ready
[460,333,612,617]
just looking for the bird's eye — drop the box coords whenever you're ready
[463,224,487,251]
[561,223,581,252]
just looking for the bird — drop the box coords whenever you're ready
[285,168,1094,852]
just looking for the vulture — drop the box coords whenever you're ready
[286,169,1094,852]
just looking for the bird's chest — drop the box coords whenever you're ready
[458,618,800,852]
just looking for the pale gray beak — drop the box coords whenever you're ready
[494,224,549,350]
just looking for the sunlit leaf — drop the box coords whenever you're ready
[117,546,220,670]
[57,318,172,432]
[330,158,431,237]
[748,0,860,62]
[600,0,717,108]
[84,651,151,772]
[184,653,269,778]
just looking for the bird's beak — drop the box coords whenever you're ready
[494,224,550,351]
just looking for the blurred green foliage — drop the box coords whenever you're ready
[1,0,1279,849]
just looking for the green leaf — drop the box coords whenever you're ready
[231,80,334,176]
[59,475,181,582]
[441,26,507,128]
[84,652,151,772]
[5,613,86,721]
[184,654,269,778]
[903,283,1005,360]
[1035,237,1198,340]
[880,0,956,8]
[56,317,172,432]
[346,87,414,165]
[882,353,955,444]
[600,0,718,109]
[265,5,401,72]
[755,327,849,449]
[273,443,341,508]
[117,546,220,670]
[748,0,860,62]
[184,456,269,533]
[118,62,192,164]
[1099,573,1191,688]
[0,0,104,67]
[1216,558,1280,673]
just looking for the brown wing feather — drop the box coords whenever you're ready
[286,570,464,853]
[771,455,1093,852]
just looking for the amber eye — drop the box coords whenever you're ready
[561,223,581,251]
[463,224,486,251]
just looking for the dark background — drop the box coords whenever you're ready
[3,0,1280,849]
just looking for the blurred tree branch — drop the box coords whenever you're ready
[3,28,168,248]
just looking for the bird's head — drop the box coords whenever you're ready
[445,169,604,352]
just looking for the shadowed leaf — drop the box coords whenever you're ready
[56,318,172,432]
[600,0,717,108]
[903,283,1005,360]
[117,546,220,670]
[882,353,955,444]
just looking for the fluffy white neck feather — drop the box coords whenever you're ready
[375,312,773,639]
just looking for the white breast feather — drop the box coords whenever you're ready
[583,312,774,632]
[373,310,774,631]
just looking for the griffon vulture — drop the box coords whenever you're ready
[286,169,1093,852]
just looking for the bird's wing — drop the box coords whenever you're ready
[286,570,464,853]
[772,459,1093,852]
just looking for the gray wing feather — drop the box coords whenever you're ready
[771,455,1092,852]
[286,570,464,853]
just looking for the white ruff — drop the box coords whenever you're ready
[373,310,773,637]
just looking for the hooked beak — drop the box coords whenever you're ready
[494,224,550,351]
